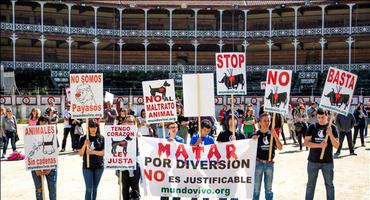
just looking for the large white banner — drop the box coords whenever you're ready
[104,125,137,169]
[139,137,257,199]
[142,79,177,124]
[216,53,247,95]
[24,125,58,171]
[264,69,292,114]
[319,67,357,115]
[70,73,104,118]
[183,74,215,117]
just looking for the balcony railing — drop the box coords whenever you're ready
[1,22,369,38]
[1,61,369,72]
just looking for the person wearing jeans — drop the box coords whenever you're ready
[304,108,339,200]
[79,120,105,200]
[31,116,58,200]
[61,104,73,152]
[1,108,17,158]
[31,169,57,200]
[252,113,283,200]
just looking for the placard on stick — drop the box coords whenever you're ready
[104,125,137,170]
[183,73,215,117]
[263,69,292,115]
[319,67,357,116]
[24,125,58,171]
[105,91,114,104]
[215,53,246,95]
[69,73,104,118]
[142,79,177,124]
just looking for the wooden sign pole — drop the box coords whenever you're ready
[41,174,45,200]
[268,113,276,161]
[320,112,334,160]
[162,122,166,139]
[86,118,90,168]
[197,74,201,134]
[231,94,235,136]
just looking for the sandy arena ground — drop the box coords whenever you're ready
[1,123,369,200]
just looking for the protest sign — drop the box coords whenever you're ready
[24,125,58,171]
[319,67,357,116]
[104,125,137,170]
[65,87,71,104]
[142,79,177,124]
[183,74,215,118]
[105,91,114,104]
[263,69,292,115]
[215,53,246,95]
[139,137,257,199]
[70,73,104,118]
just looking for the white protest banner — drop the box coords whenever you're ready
[65,87,71,104]
[70,73,103,118]
[319,67,357,115]
[261,81,266,90]
[105,91,114,104]
[142,79,177,124]
[264,69,292,114]
[24,125,58,171]
[216,53,246,95]
[104,125,137,169]
[139,137,257,198]
[183,73,215,117]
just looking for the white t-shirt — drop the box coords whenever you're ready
[63,110,71,128]
[138,117,150,136]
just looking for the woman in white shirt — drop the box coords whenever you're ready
[138,109,151,136]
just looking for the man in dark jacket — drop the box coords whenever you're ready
[334,113,357,157]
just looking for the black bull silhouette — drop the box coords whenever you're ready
[219,73,245,89]
[266,90,288,107]
[324,88,350,108]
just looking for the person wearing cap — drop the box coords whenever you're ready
[252,112,283,200]
[1,108,18,158]
[307,102,318,126]
[304,108,339,200]
[79,119,105,200]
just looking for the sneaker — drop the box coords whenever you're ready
[350,152,357,156]
[361,144,366,147]
[1,154,5,159]
[60,149,65,152]
[334,152,340,157]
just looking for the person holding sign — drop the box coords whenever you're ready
[304,108,339,200]
[31,116,58,200]
[217,114,246,142]
[116,115,141,200]
[190,119,215,146]
[79,119,105,200]
[252,113,282,200]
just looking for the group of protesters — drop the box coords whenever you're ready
[0,99,369,200]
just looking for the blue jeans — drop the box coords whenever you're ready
[305,161,334,200]
[365,118,369,136]
[253,162,274,200]
[82,167,104,200]
[31,169,57,200]
[3,130,16,154]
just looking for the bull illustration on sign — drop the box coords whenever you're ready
[111,135,133,154]
[324,86,350,109]
[266,86,288,107]
[219,69,245,90]
[149,81,171,101]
